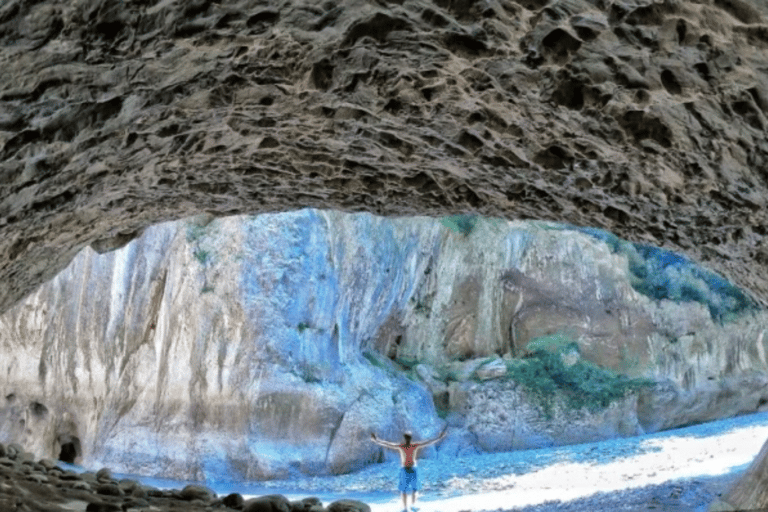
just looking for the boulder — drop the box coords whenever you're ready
[118,479,140,494]
[436,428,481,459]
[95,467,112,482]
[327,500,371,512]
[26,473,49,484]
[38,458,57,470]
[222,492,245,509]
[6,444,22,459]
[86,504,122,512]
[123,498,150,509]
[58,471,83,481]
[244,494,291,512]
[290,497,322,512]
[179,484,216,502]
[475,359,508,380]
[69,481,92,491]
[95,483,123,497]
[143,486,163,498]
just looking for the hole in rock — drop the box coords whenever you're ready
[246,10,280,28]
[444,32,488,57]
[732,100,763,129]
[31,401,48,418]
[635,89,650,103]
[421,7,451,27]
[676,19,687,43]
[311,59,334,90]
[660,69,682,95]
[383,98,403,114]
[694,62,711,81]
[95,21,124,39]
[551,79,584,109]
[58,436,82,464]
[541,28,581,64]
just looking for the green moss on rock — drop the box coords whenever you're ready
[503,333,654,416]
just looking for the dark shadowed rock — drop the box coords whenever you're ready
[328,499,371,512]
[0,0,767,322]
[122,497,150,509]
[143,486,163,498]
[58,471,83,481]
[95,483,123,497]
[222,492,245,509]
[86,503,122,512]
[38,459,56,470]
[244,494,292,512]
[95,468,112,482]
[7,444,22,460]
[117,479,139,494]
[180,483,216,502]
[291,497,322,512]
[129,486,147,499]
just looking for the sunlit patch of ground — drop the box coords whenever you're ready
[82,412,768,512]
[360,418,768,512]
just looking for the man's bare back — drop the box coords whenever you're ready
[370,429,447,512]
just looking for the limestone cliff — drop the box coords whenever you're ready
[1,210,767,482]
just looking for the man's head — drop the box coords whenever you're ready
[403,431,412,444]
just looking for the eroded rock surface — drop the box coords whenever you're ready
[0,438,361,512]
[1,211,767,480]
[1,0,768,320]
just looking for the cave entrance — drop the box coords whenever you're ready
[57,435,81,464]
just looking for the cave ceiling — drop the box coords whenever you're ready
[1,0,768,314]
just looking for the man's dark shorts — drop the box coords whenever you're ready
[398,466,420,492]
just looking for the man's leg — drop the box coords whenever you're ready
[412,491,418,504]
[402,492,408,511]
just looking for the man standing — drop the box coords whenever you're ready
[371,429,447,512]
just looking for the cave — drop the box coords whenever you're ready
[58,441,78,464]
[1,0,768,509]
[57,436,81,464]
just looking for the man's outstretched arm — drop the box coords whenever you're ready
[418,427,448,447]
[370,433,400,449]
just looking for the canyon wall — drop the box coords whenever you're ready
[1,210,767,482]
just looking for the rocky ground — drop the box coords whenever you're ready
[0,441,370,512]
[0,452,737,512]
[3,411,767,512]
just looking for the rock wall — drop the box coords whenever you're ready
[1,0,768,324]
[1,210,767,481]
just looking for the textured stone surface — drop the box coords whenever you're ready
[2,0,768,505]
[1,211,767,480]
[0,443,297,512]
[0,0,768,321]
[448,379,644,450]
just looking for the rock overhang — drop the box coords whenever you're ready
[1,0,768,315]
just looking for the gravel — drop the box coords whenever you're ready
[245,412,768,511]
[91,412,768,511]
